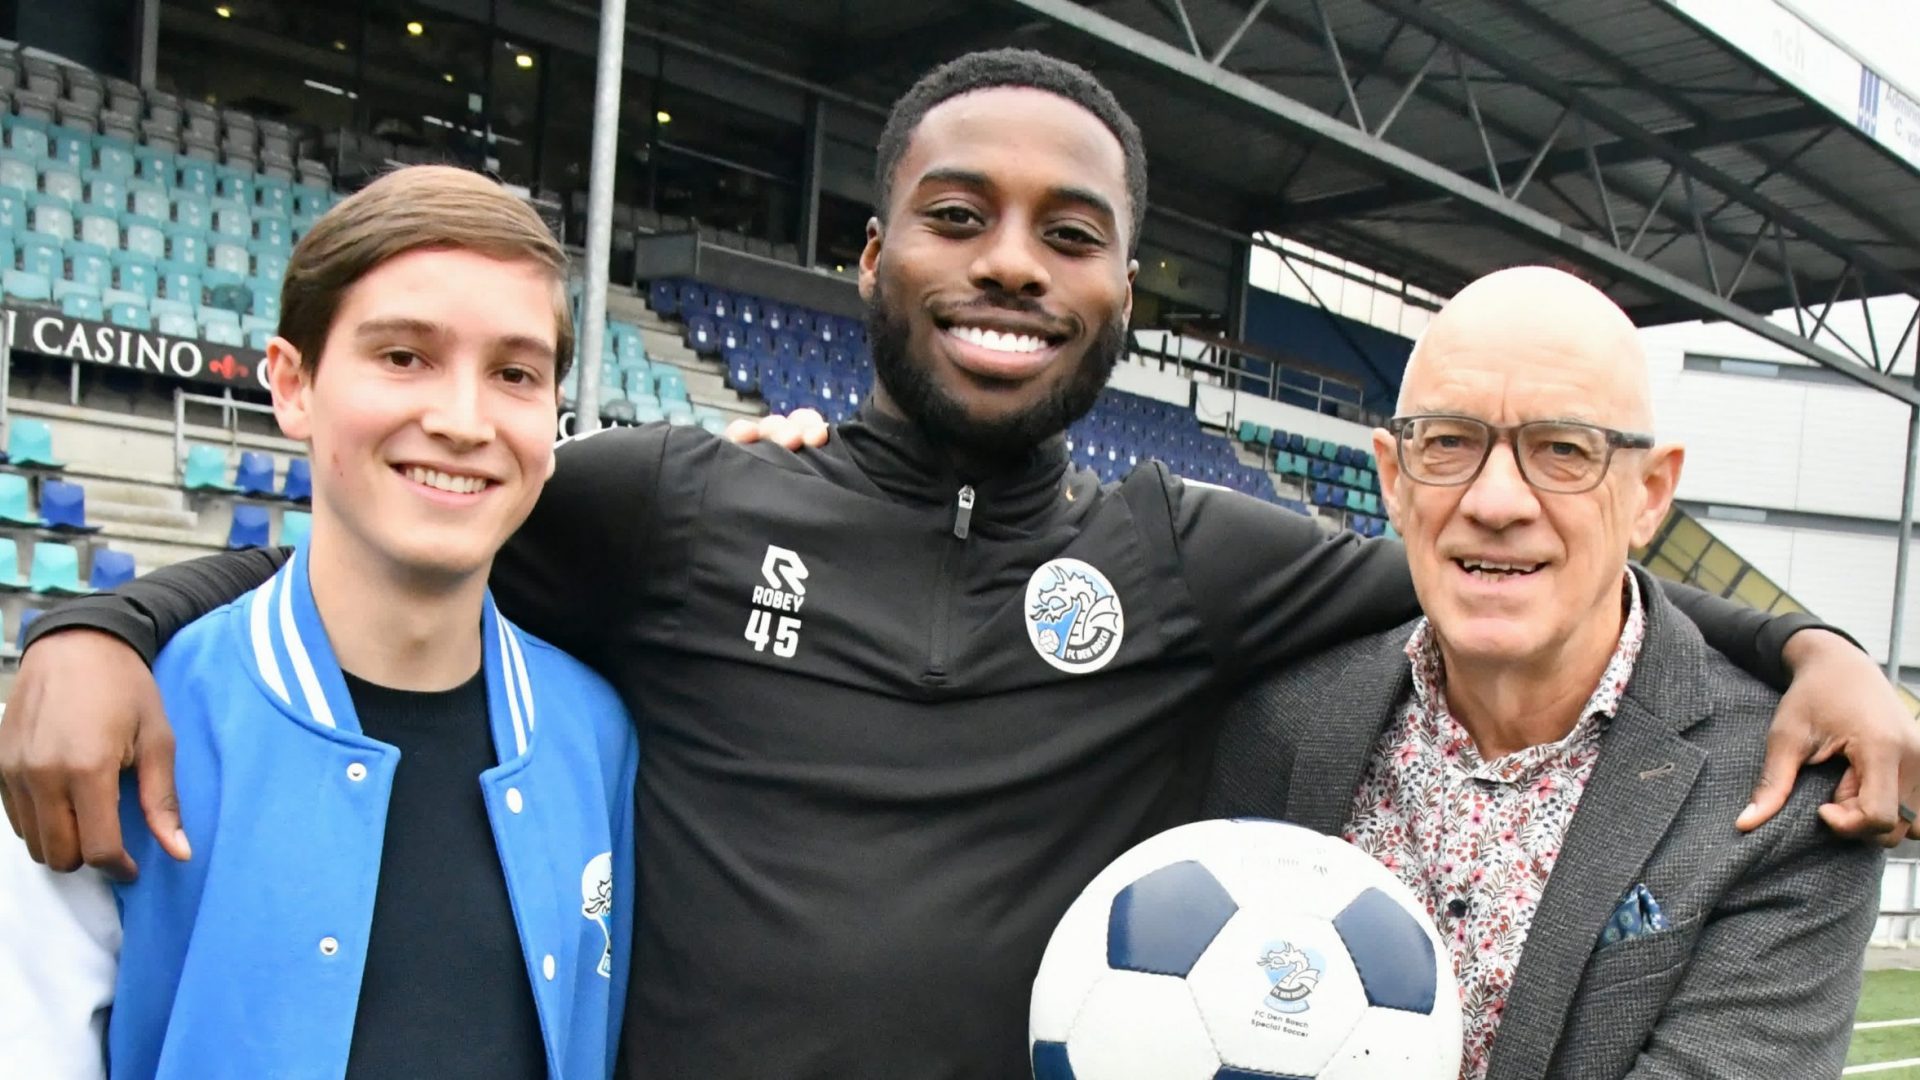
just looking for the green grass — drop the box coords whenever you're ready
[1850,970,1920,1074]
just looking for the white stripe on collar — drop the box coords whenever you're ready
[501,617,535,735]
[248,576,290,706]
[495,614,529,756]
[277,550,338,730]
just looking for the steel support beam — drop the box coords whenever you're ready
[996,0,1920,407]
[1893,404,1920,681]
[573,0,628,435]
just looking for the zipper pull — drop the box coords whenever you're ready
[953,485,975,539]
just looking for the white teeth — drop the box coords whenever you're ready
[1459,559,1541,576]
[404,466,488,495]
[950,325,1046,354]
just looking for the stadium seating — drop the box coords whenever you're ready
[6,417,62,467]
[29,541,88,595]
[88,547,135,590]
[281,457,312,502]
[16,605,45,645]
[0,537,23,589]
[183,443,237,491]
[234,451,277,497]
[0,475,35,527]
[227,503,270,548]
[281,509,311,548]
[39,479,99,533]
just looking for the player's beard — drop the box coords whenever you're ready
[865,277,1126,469]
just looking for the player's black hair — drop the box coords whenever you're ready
[873,48,1149,256]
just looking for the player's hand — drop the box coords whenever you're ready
[0,628,187,879]
[1737,628,1919,846]
[724,408,830,450]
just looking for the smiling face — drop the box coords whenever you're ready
[860,86,1138,463]
[1374,267,1683,675]
[266,246,560,590]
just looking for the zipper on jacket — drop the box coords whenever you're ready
[926,485,975,680]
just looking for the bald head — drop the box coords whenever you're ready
[1402,266,1652,430]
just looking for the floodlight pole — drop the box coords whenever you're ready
[574,0,628,435]
[1890,402,1920,683]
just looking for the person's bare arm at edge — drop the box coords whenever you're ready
[0,411,829,879]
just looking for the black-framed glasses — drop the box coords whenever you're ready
[1386,414,1654,495]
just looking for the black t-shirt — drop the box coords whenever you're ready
[32,410,1813,1079]
[340,670,546,1080]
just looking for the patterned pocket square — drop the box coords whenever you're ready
[1598,883,1671,948]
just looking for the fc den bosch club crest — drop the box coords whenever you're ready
[1024,558,1125,674]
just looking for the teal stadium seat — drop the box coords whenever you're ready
[111,250,157,298]
[29,541,90,596]
[9,418,63,467]
[203,319,241,346]
[65,249,110,292]
[172,193,210,231]
[83,172,125,213]
[78,211,118,251]
[42,169,82,205]
[124,214,164,259]
[0,474,35,525]
[176,159,215,198]
[280,509,312,548]
[4,268,51,302]
[60,292,101,320]
[155,309,196,338]
[108,301,149,329]
[30,197,73,243]
[46,127,88,172]
[94,138,136,180]
[0,537,24,589]
[129,183,165,220]
[133,146,171,187]
[0,155,34,196]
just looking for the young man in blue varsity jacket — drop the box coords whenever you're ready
[0,165,640,1079]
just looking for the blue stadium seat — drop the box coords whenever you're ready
[726,350,757,393]
[281,457,312,502]
[88,547,136,590]
[736,297,762,326]
[227,504,270,549]
[29,542,89,596]
[685,314,718,354]
[674,281,705,316]
[39,480,98,533]
[647,277,677,315]
[234,451,276,497]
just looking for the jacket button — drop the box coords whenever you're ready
[346,762,367,782]
[506,787,524,814]
[319,936,339,956]
[542,954,556,980]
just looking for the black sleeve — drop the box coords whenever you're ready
[1172,473,1846,691]
[485,423,670,668]
[20,545,290,665]
[1172,475,1420,684]
[1654,578,1836,693]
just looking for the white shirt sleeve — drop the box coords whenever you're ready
[0,823,119,1080]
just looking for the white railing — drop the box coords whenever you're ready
[171,388,277,486]
[1875,859,1920,947]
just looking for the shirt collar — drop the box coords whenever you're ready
[836,402,1071,520]
[1404,569,1648,736]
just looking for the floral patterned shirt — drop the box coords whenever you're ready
[1343,573,1646,1080]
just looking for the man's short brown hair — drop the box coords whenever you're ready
[277,165,574,380]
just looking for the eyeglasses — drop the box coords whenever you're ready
[1385,414,1654,495]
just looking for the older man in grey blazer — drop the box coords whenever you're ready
[1205,266,1883,1080]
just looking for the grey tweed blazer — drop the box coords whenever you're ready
[1203,566,1884,1079]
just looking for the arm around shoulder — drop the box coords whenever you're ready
[1623,768,1884,1078]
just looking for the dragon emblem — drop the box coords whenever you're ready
[1024,559,1125,673]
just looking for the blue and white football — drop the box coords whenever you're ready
[1030,819,1460,1079]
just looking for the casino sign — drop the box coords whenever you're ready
[6,307,272,392]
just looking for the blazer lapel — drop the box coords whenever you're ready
[1285,630,1414,834]
[1484,575,1711,1080]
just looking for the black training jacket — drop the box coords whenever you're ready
[30,407,1814,1080]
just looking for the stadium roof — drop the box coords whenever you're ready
[532,0,1920,402]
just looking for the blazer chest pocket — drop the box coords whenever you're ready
[1576,918,1699,999]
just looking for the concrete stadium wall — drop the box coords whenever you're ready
[1640,301,1920,672]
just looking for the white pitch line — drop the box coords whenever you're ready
[1842,1057,1920,1075]
[1857,1018,1920,1031]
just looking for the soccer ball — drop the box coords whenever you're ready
[1029,818,1461,1079]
